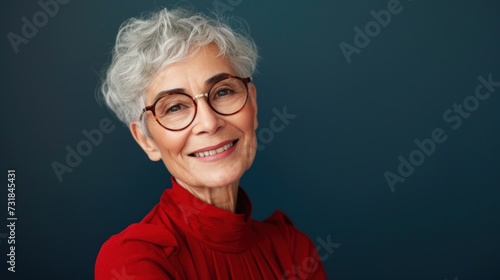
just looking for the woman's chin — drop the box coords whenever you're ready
[181,157,250,188]
[205,173,241,188]
[184,168,244,189]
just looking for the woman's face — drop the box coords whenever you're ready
[132,44,258,189]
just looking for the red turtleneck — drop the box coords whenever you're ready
[95,178,326,279]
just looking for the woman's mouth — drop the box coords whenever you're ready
[189,139,238,158]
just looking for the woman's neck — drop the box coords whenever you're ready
[178,181,239,213]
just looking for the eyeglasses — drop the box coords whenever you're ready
[140,75,252,131]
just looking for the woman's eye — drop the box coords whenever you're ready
[215,88,234,97]
[167,104,182,113]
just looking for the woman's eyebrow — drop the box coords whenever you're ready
[152,88,185,102]
[205,72,231,86]
[153,72,232,101]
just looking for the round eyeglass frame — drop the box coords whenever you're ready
[140,75,252,131]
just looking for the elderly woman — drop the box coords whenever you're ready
[95,8,326,280]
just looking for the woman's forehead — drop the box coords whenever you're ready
[146,45,237,99]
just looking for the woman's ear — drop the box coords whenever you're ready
[129,121,162,161]
[249,83,258,130]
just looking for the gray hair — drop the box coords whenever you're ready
[100,8,258,129]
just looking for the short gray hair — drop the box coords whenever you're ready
[100,8,258,128]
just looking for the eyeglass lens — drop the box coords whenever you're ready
[154,77,248,130]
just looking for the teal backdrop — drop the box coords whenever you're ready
[1,0,499,279]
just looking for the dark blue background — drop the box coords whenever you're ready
[1,0,499,279]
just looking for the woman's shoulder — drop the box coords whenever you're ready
[252,211,326,278]
[253,210,315,246]
[259,210,295,231]
[101,221,178,249]
[98,204,178,250]
[95,207,179,279]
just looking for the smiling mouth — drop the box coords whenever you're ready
[189,140,238,158]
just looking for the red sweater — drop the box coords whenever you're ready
[95,178,326,279]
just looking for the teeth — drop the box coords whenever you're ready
[193,142,234,157]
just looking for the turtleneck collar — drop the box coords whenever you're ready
[159,177,255,253]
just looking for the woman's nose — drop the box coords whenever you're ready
[191,93,222,135]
